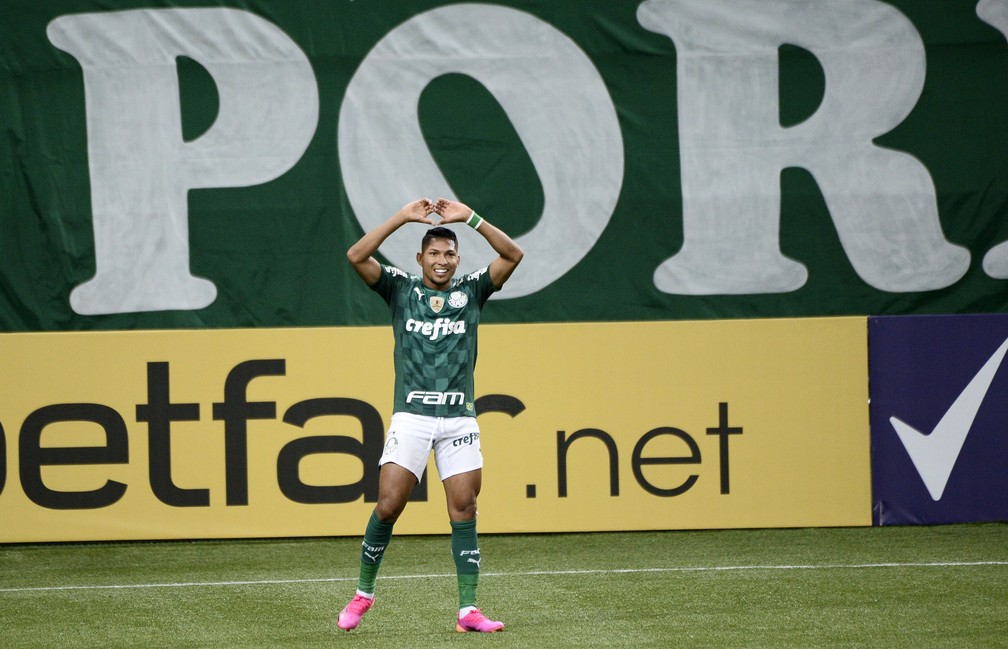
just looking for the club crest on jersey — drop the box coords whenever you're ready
[429,296,445,313]
[448,291,468,309]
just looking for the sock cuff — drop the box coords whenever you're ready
[370,511,395,533]
[450,518,477,532]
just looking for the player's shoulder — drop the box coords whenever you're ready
[380,264,421,288]
[372,264,420,302]
[382,264,413,281]
[456,266,490,287]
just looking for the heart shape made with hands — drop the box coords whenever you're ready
[414,197,472,224]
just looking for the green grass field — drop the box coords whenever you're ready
[1,524,1005,648]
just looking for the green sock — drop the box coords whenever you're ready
[357,511,394,595]
[451,519,480,609]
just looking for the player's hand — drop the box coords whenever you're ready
[433,198,474,224]
[397,198,436,224]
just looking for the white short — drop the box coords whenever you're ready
[380,412,483,481]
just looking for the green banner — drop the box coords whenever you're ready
[2,0,1007,330]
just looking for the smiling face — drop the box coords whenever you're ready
[417,236,460,290]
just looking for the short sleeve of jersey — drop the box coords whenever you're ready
[459,266,497,307]
[370,264,412,306]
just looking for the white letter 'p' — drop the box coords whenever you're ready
[48,9,318,315]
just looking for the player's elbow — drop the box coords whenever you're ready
[346,246,366,266]
[507,243,524,266]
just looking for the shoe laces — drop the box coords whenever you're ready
[346,594,373,614]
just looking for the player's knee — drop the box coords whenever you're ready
[448,495,478,521]
[375,494,408,523]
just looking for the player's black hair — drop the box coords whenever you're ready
[421,226,458,252]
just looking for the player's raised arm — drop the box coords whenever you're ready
[347,199,435,285]
[433,198,524,289]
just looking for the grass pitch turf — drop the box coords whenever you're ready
[1,524,1005,648]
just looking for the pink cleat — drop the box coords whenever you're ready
[337,593,374,631]
[456,609,504,633]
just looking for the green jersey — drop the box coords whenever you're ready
[371,263,497,417]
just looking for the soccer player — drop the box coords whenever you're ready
[338,197,523,633]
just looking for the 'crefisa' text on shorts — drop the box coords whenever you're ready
[379,412,483,481]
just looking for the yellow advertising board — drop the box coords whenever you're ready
[0,318,869,542]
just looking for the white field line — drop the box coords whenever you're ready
[1,560,1005,594]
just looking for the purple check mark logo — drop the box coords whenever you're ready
[889,337,1008,501]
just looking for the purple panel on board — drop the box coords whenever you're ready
[869,314,1008,525]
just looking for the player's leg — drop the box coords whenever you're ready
[360,462,417,590]
[338,414,433,631]
[436,421,504,633]
[443,470,502,632]
[337,463,416,631]
[444,465,480,521]
[444,468,482,609]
